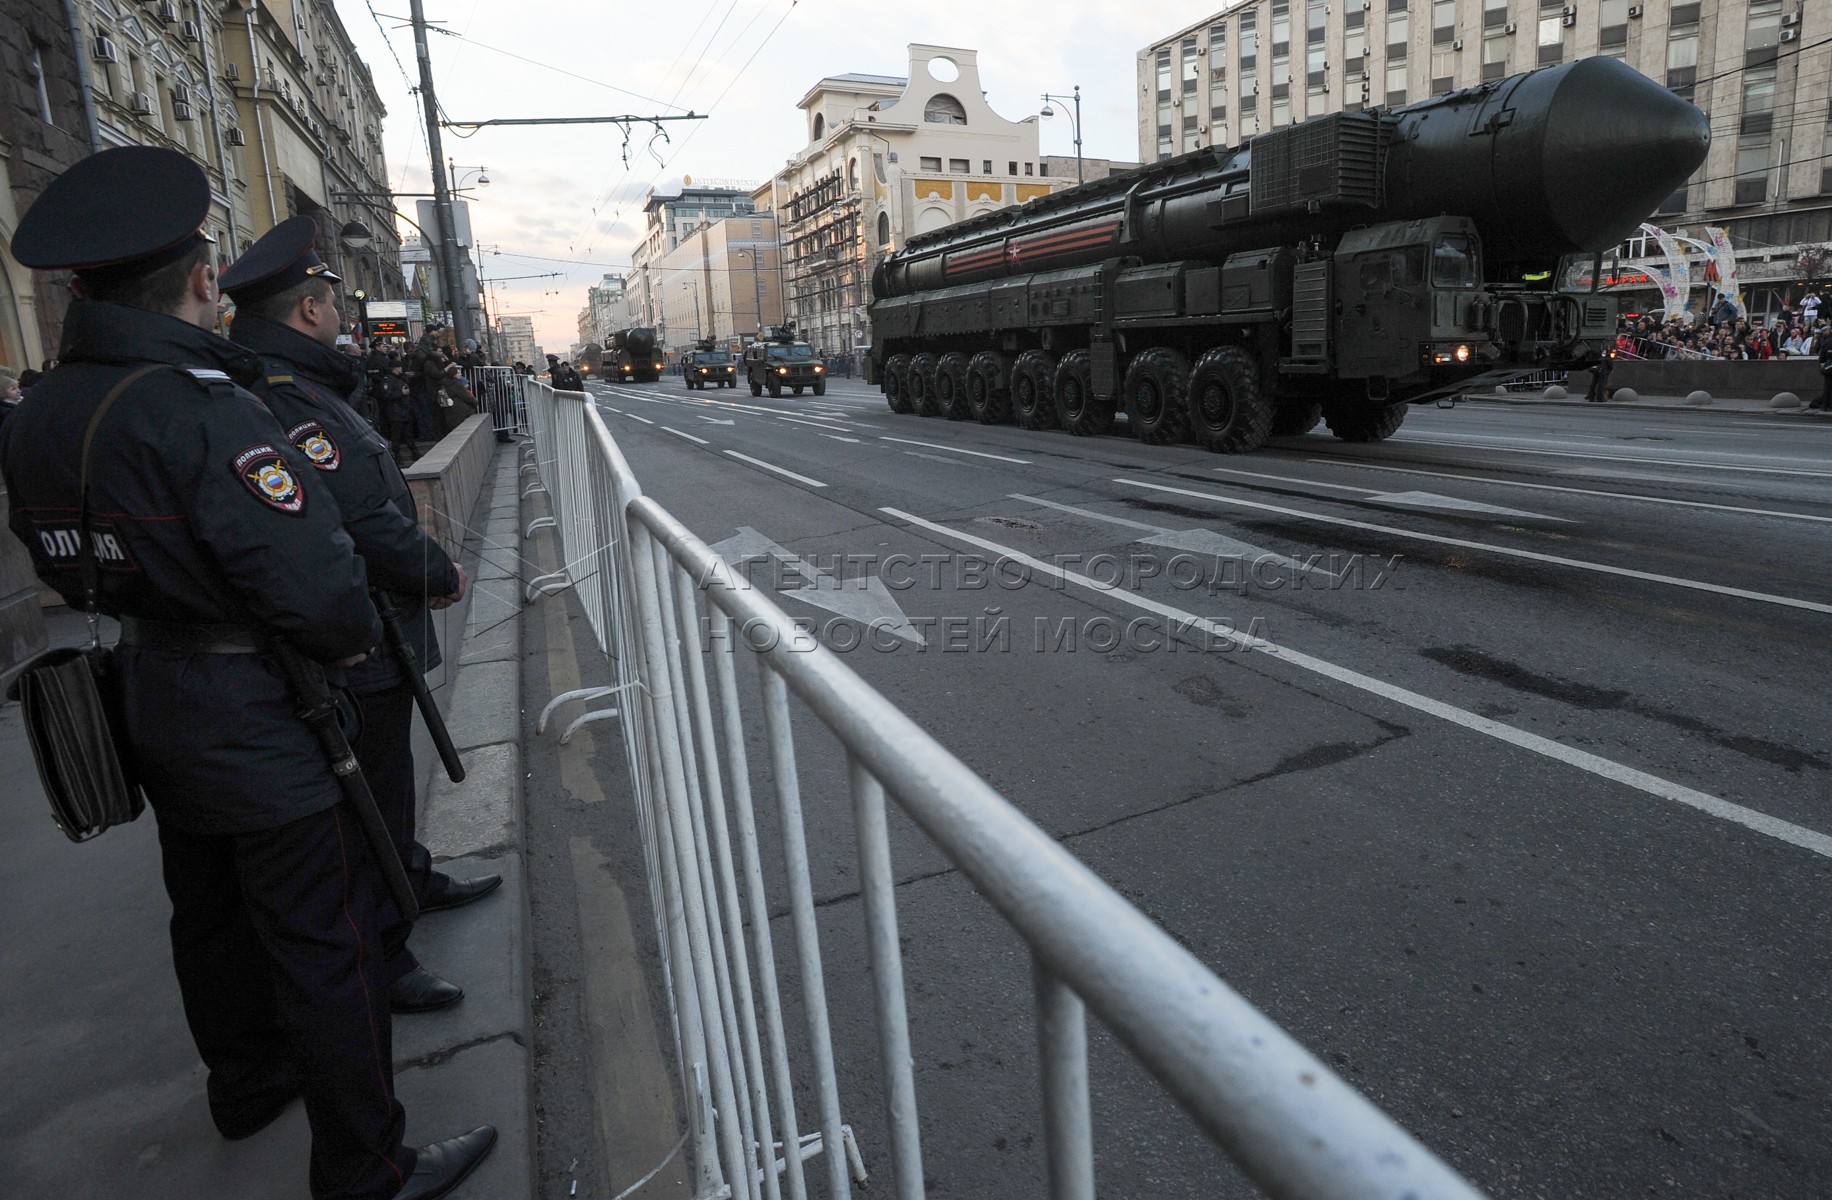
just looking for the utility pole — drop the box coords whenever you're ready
[409,0,471,348]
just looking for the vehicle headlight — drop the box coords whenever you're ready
[777,366,788,375]
[654,362,663,370]
[1454,343,1471,363]
[727,366,735,372]
[814,365,824,373]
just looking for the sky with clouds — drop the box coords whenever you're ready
[342,0,1216,351]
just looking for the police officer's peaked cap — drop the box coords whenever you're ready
[11,146,216,280]
[218,215,341,303]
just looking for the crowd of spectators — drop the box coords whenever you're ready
[1615,290,1830,361]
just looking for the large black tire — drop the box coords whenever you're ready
[1271,398,1323,437]
[934,352,972,420]
[1124,347,1192,445]
[1010,350,1059,430]
[768,378,783,398]
[1187,346,1273,454]
[1323,402,1408,442]
[750,377,763,396]
[792,385,804,395]
[1055,350,1113,437]
[813,378,826,396]
[909,353,941,417]
[885,354,914,414]
[965,352,1013,424]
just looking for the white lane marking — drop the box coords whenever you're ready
[1391,437,1832,479]
[604,406,624,414]
[1302,458,1832,526]
[662,427,709,445]
[821,433,863,443]
[879,435,1031,464]
[624,413,655,425]
[1013,493,1329,577]
[724,451,828,488]
[711,527,923,644]
[1555,466,1724,484]
[697,416,737,425]
[777,415,858,430]
[882,506,1832,862]
[1217,467,1567,521]
[1118,477,1832,616]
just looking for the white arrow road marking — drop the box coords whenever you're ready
[882,506,1832,862]
[696,416,737,425]
[661,427,708,445]
[709,527,925,645]
[1360,490,1570,521]
[1304,458,1832,525]
[1214,467,1568,521]
[1012,493,1331,580]
[1116,477,1832,616]
[1394,437,1832,479]
[879,435,1030,464]
[723,451,827,488]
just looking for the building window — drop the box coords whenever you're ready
[29,44,54,124]
[812,113,825,139]
[1599,0,1628,47]
[1024,162,1034,175]
[1741,65,1777,136]
[1209,24,1227,69]
[920,156,941,171]
[1746,0,1783,67]
[1666,23,1698,88]
[1484,0,1508,28]
[877,210,891,246]
[1386,61,1408,105]
[1307,46,1328,87]
[948,158,969,172]
[1307,0,1327,43]
[1657,187,1686,215]
[1483,31,1509,79]
[1239,10,1258,70]
[924,94,967,124]
[1181,36,1199,93]
[1538,14,1564,63]
[982,159,992,174]
[1156,48,1172,100]
[1346,29,1368,71]
[1039,161,1049,176]
[1210,76,1229,119]
[1009,160,1018,175]
[1735,141,1770,204]
[1388,10,1410,59]
[1433,0,1456,43]
[1271,0,1291,55]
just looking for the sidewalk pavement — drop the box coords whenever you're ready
[0,444,534,1199]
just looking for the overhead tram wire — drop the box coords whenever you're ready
[407,24,688,111]
[577,0,800,255]
[570,0,791,251]
[363,0,434,186]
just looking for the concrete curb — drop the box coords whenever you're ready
[1452,394,1829,417]
[402,444,533,1198]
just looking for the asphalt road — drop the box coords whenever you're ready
[531,373,1832,1198]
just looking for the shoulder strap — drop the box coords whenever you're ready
[77,365,165,624]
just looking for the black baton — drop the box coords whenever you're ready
[373,589,467,783]
[269,640,419,922]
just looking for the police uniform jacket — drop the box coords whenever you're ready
[231,314,458,694]
[0,300,380,833]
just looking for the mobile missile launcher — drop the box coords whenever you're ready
[608,327,663,383]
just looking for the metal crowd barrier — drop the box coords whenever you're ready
[518,374,1486,1200]
[462,364,526,436]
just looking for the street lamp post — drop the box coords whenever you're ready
[735,247,766,337]
[682,280,701,343]
[1041,85,1084,184]
[352,287,370,344]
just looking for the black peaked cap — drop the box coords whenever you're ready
[11,147,213,279]
[219,215,341,303]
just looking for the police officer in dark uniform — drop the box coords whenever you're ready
[219,217,501,1016]
[0,148,495,1200]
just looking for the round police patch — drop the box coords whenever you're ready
[231,444,307,514]
[287,420,341,471]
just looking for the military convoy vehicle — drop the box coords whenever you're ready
[743,323,827,397]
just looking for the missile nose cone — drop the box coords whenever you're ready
[1541,57,1711,250]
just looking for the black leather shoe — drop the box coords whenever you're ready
[390,966,464,1013]
[393,1125,497,1200]
[212,1085,299,1141]
[420,871,503,914]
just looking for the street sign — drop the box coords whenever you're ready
[366,300,410,319]
[367,319,409,336]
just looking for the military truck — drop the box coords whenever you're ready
[684,337,739,389]
[607,327,663,383]
[743,324,827,397]
[868,57,1708,450]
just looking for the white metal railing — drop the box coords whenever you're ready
[519,375,1488,1200]
[462,364,526,435]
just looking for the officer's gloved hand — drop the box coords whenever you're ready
[427,564,468,611]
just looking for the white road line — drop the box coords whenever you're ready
[882,506,1832,862]
[1390,437,1832,479]
[624,413,654,425]
[724,451,828,488]
[1214,467,1373,493]
[661,427,709,445]
[1117,477,1832,615]
[604,406,624,414]
[879,435,1031,464]
[777,415,858,430]
[1302,458,1832,525]
[820,433,862,443]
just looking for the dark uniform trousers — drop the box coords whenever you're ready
[0,303,420,1200]
[158,804,414,1199]
[356,684,436,979]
